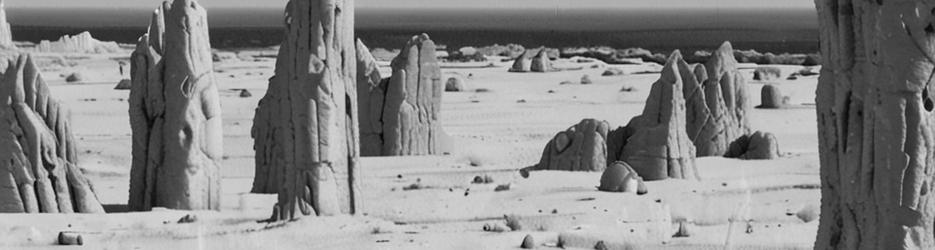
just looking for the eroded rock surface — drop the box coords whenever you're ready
[608,52,698,181]
[598,161,646,193]
[0,0,12,48]
[0,54,104,213]
[725,131,780,160]
[530,49,554,73]
[527,119,610,172]
[36,32,121,54]
[694,42,752,156]
[356,39,386,157]
[757,84,784,109]
[128,0,223,211]
[252,0,361,220]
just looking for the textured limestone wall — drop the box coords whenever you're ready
[815,0,935,248]
[128,0,223,211]
[251,0,360,220]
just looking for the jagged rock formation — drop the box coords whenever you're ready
[598,161,646,193]
[251,0,360,220]
[725,131,779,160]
[0,54,104,213]
[608,52,698,181]
[0,0,12,48]
[757,84,784,109]
[357,33,446,156]
[36,32,121,54]
[526,119,610,172]
[530,49,554,73]
[128,0,223,211]
[509,54,531,73]
[692,42,752,156]
[356,39,386,157]
[815,1,935,248]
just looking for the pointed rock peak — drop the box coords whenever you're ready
[708,41,738,65]
[669,49,684,61]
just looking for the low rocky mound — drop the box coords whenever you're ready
[726,131,781,160]
[598,161,647,194]
[526,119,610,172]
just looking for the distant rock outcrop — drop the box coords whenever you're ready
[608,52,698,181]
[0,54,104,213]
[128,0,223,211]
[358,34,447,156]
[526,119,610,173]
[509,54,531,73]
[36,32,121,54]
[0,0,12,48]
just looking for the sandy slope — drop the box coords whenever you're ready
[0,51,822,250]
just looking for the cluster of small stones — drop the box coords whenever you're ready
[128,0,223,211]
[251,0,361,220]
[0,54,104,213]
[356,34,447,156]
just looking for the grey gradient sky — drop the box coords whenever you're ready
[8,0,814,9]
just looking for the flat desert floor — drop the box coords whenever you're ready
[0,51,821,250]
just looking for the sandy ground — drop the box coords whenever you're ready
[0,50,822,249]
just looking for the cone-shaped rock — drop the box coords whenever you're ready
[251,0,361,221]
[528,119,609,172]
[509,52,531,73]
[356,39,386,157]
[530,49,554,73]
[128,0,223,211]
[609,52,698,181]
[695,42,752,156]
[0,54,104,213]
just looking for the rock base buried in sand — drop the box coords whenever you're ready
[58,232,83,246]
[521,234,535,249]
[445,76,467,92]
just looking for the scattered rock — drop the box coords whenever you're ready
[594,241,609,250]
[580,75,593,84]
[602,68,625,76]
[757,85,784,109]
[177,214,197,224]
[598,161,646,193]
[787,75,799,80]
[472,175,494,184]
[483,223,509,232]
[494,184,512,192]
[58,232,83,246]
[796,204,819,223]
[753,67,782,81]
[674,221,693,237]
[114,78,131,90]
[560,80,575,85]
[619,86,636,92]
[65,72,84,83]
[445,76,468,92]
[521,234,535,249]
[239,89,252,98]
[725,131,781,160]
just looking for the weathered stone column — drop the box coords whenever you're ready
[128,0,222,211]
[0,0,13,48]
[251,0,360,220]
[815,0,935,248]
[0,54,104,213]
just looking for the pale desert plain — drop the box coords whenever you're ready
[0,41,823,249]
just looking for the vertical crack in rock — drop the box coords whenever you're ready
[816,0,935,248]
[128,0,222,211]
[0,53,104,213]
[251,0,360,221]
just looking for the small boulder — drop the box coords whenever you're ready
[674,221,693,237]
[726,131,780,160]
[58,232,83,246]
[757,84,784,109]
[114,79,132,90]
[239,89,253,98]
[602,68,625,76]
[796,204,819,223]
[598,161,646,193]
[445,76,468,92]
[65,72,84,83]
[521,234,535,249]
[580,75,593,84]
